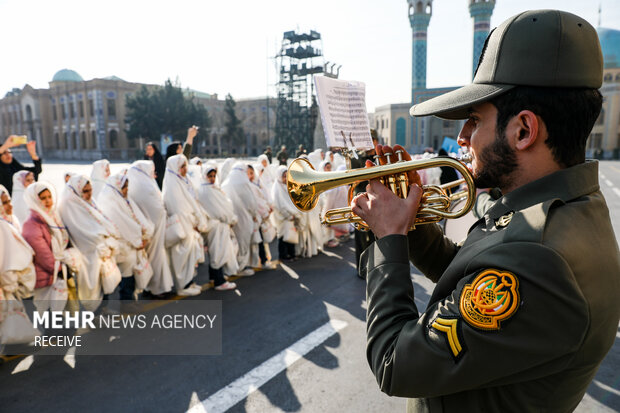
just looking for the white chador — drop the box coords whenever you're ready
[218,158,236,184]
[321,163,350,240]
[58,175,120,302]
[221,162,259,270]
[11,170,31,225]
[307,148,324,170]
[127,161,173,295]
[91,159,111,198]
[270,166,301,240]
[197,165,239,275]
[24,182,90,309]
[0,185,35,301]
[162,155,207,290]
[256,154,275,198]
[98,172,155,289]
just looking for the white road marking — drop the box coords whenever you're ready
[347,261,357,269]
[614,188,620,198]
[600,173,606,179]
[348,247,355,252]
[11,355,34,375]
[63,346,76,369]
[188,392,202,410]
[605,179,613,187]
[321,250,343,260]
[593,379,620,398]
[187,319,348,413]
[280,263,299,279]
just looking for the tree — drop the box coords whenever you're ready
[222,93,245,155]
[125,79,210,146]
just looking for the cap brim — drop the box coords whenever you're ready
[410,83,515,120]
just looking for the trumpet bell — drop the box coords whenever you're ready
[287,157,321,211]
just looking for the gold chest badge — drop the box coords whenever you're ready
[460,269,520,330]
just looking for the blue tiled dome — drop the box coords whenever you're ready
[597,28,620,69]
[51,69,84,82]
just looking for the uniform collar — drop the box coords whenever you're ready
[484,160,599,226]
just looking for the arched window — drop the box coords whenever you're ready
[416,1,423,13]
[396,117,406,146]
[63,132,68,149]
[54,133,60,149]
[616,73,620,82]
[91,130,97,149]
[109,130,118,148]
[206,149,211,155]
[81,131,87,149]
[604,73,612,83]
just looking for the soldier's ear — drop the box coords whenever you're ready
[513,110,540,151]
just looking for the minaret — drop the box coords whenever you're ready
[469,0,495,79]
[409,0,432,98]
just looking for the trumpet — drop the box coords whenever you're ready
[286,150,476,231]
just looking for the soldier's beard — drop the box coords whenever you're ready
[473,131,518,190]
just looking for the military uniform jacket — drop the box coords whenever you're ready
[361,161,620,412]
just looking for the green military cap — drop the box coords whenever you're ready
[410,9,604,120]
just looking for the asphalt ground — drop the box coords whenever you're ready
[0,160,618,412]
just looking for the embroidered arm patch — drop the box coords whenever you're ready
[459,269,520,330]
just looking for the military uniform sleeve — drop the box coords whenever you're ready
[406,224,459,282]
[364,235,589,398]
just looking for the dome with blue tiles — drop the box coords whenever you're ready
[51,68,84,82]
[597,28,620,69]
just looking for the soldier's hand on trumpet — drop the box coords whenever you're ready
[350,144,423,239]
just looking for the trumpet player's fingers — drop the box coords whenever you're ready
[375,144,394,165]
[392,144,422,186]
[350,192,369,216]
[353,179,420,238]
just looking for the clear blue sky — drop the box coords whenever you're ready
[0,0,618,111]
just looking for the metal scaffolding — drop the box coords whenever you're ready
[274,30,324,153]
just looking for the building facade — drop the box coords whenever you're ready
[191,94,276,157]
[0,69,154,161]
[589,28,620,158]
[0,69,278,160]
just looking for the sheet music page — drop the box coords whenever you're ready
[314,76,373,150]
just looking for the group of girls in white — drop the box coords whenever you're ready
[0,146,352,339]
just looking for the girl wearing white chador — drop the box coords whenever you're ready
[162,155,207,295]
[58,175,121,302]
[320,163,349,246]
[197,165,239,277]
[23,182,91,310]
[257,154,275,197]
[270,166,302,260]
[11,170,34,224]
[248,164,276,269]
[218,158,236,184]
[221,162,259,273]
[0,185,35,302]
[307,148,324,170]
[98,172,155,291]
[127,161,173,296]
[91,159,111,198]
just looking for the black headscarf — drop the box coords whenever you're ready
[144,141,166,189]
[165,141,182,161]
